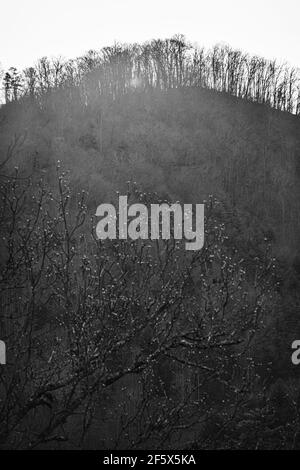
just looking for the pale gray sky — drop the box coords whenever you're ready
[1,0,299,71]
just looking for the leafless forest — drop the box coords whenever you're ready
[1,36,300,449]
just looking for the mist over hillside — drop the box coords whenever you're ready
[1,54,300,259]
[1,36,300,450]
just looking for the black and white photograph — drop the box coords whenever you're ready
[0,0,300,459]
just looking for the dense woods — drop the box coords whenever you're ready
[1,36,300,449]
[2,35,300,114]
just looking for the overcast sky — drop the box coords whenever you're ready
[1,0,299,71]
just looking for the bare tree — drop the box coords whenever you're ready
[0,171,278,449]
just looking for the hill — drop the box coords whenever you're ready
[1,38,300,449]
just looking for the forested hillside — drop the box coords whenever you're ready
[1,37,300,449]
